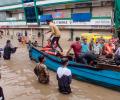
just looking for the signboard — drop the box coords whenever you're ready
[23,2,34,7]
[52,12,65,18]
[80,33,113,42]
[72,13,92,22]
[53,19,111,26]
[0,21,26,26]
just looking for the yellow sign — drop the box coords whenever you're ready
[80,33,112,42]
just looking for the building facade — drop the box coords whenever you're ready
[0,0,114,41]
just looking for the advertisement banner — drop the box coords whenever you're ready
[53,19,111,26]
[52,12,65,18]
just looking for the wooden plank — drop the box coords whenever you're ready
[97,63,120,72]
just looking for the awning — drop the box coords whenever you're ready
[36,0,91,7]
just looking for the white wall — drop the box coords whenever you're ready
[73,8,90,13]
[92,6,112,17]
[0,12,7,21]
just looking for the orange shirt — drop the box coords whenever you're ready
[104,43,114,54]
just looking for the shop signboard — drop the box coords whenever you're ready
[0,21,26,26]
[53,19,111,26]
[52,12,65,18]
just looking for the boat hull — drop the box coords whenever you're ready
[30,47,120,90]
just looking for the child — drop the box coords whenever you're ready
[34,56,49,84]
[57,58,72,94]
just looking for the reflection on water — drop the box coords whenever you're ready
[0,37,120,100]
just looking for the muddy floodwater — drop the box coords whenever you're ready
[0,36,120,100]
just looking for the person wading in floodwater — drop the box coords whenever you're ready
[34,56,49,84]
[0,73,5,100]
[45,20,63,52]
[57,58,72,94]
[3,40,17,60]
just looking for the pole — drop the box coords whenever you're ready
[41,29,44,47]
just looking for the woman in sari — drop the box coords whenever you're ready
[3,40,17,60]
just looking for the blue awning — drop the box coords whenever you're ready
[39,14,53,22]
[72,12,92,22]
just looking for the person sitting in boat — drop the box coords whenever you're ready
[40,39,62,56]
[66,37,82,62]
[102,40,115,58]
[89,38,94,52]
[33,41,38,47]
[43,39,57,49]
[115,38,120,51]
[34,56,49,84]
[81,38,90,53]
[99,39,105,50]
[3,40,17,60]
[93,41,102,57]
[57,58,72,94]
[114,47,120,65]
[77,52,97,65]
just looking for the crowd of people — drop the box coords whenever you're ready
[66,36,119,65]
[31,20,120,95]
[1,19,120,96]
[40,20,120,65]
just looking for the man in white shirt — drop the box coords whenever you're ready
[57,58,72,94]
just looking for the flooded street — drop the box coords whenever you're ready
[0,36,120,100]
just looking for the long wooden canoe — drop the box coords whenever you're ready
[29,47,120,90]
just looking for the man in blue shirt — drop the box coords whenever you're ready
[81,38,90,53]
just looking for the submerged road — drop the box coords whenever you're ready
[0,36,120,100]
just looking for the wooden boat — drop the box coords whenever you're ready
[29,46,120,90]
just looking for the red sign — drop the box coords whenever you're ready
[52,12,65,18]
